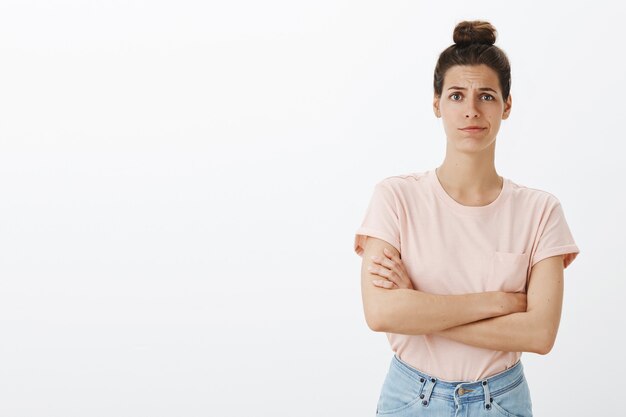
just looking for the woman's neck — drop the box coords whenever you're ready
[435,159,503,207]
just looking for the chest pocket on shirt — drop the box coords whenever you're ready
[487,251,531,293]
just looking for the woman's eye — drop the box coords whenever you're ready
[449,92,494,101]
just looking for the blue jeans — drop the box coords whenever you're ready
[375,354,533,417]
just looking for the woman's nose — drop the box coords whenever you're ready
[465,101,480,118]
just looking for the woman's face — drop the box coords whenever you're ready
[433,64,512,153]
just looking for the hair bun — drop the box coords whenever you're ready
[453,20,497,46]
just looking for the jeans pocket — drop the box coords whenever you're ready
[490,375,533,417]
[376,361,426,415]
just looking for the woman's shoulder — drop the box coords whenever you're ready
[507,177,563,209]
[377,170,430,189]
[369,171,432,205]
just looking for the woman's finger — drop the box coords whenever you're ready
[368,265,393,281]
[382,249,414,290]
[371,256,398,275]
[372,279,396,289]
[371,251,414,290]
[369,262,388,277]
[383,247,401,262]
[371,266,402,288]
[382,249,406,274]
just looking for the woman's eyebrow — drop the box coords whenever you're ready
[447,86,498,93]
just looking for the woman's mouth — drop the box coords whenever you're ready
[459,126,486,133]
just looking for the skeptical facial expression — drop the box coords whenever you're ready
[433,64,512,151]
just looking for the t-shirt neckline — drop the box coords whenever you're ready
[426,168,511,216]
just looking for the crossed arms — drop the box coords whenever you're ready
[360,237,564,355]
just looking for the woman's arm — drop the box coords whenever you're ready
[361,237,526,335]
[433,255,564,354]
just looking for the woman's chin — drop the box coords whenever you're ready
[449,137,496,153]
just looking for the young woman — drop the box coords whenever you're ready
[354,20,580,417]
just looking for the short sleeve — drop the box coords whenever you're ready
[353,181,401,257]
[531,201,580,269]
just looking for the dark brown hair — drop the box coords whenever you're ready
[433,20,511,101]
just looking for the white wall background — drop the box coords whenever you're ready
[0,1,622,416]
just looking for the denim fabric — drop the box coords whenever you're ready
[375,354,533,417]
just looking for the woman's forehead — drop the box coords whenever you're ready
[443,65,500,90]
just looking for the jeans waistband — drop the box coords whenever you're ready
[391,354,525,406]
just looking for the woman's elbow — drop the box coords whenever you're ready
[364,304,387,332]
[532,328,558,355]
[534,342,553,355]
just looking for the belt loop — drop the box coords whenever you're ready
[482,379,492,410]
[421,376,437,407]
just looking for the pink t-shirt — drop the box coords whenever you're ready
[354,168,580,382]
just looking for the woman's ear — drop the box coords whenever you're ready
[433,95,441,118]
[502,94,512,120]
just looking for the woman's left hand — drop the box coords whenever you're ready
[369,247,415,290]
